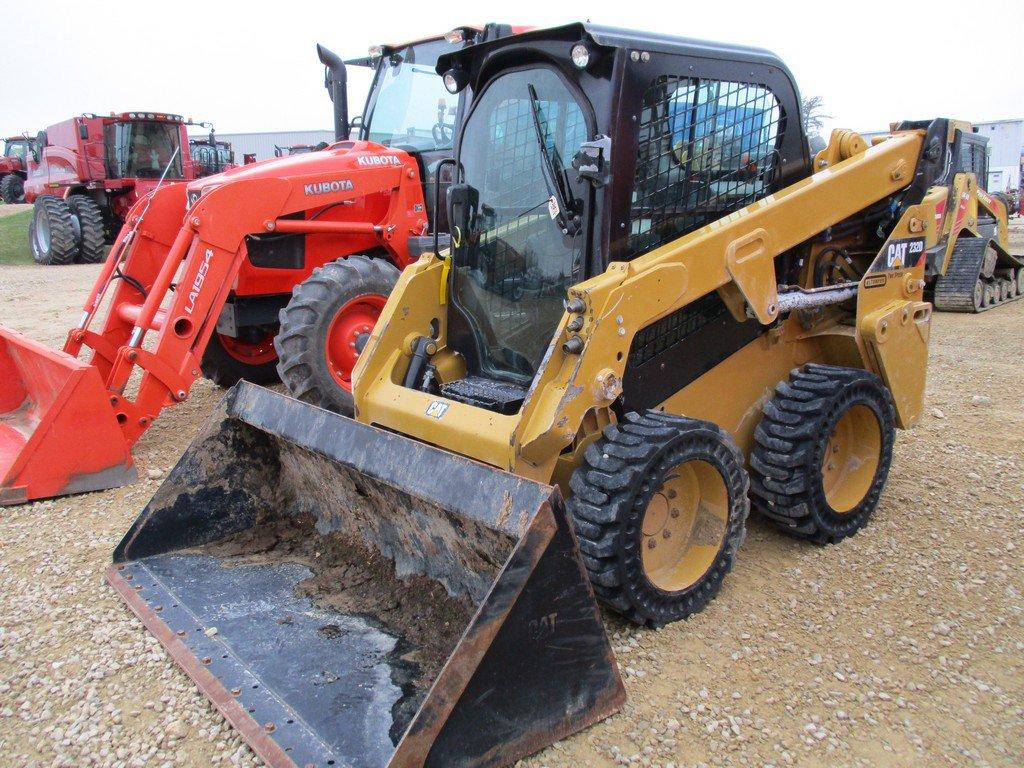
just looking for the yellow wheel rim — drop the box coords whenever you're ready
[821,404,881,513]
[640,459,728,593]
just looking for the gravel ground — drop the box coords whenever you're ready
[0,204,31,220]
[1,229,1022,768]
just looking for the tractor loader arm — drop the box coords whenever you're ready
[1,150,426,505]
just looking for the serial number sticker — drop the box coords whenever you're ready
[864,274,887,289]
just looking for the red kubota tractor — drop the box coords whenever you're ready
[0,24,522,506]
[21,112,222,265]
[0,135,34,204]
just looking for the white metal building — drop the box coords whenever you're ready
[973,119,1024,192]
[211,130,335,163]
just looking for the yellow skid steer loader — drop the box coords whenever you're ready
[108,23,982,768]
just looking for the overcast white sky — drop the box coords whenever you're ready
[2,0,1022,139]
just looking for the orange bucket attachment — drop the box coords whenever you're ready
[0,327,135,506]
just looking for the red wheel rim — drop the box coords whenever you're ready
[218,330,277,365]
[326,294,387,391]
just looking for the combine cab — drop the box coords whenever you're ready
[111,22,956,768]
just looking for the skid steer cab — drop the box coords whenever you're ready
[0,25,525,506]
[112,22,954,768]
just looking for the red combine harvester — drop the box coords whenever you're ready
[0,24,522,506]
[22,112,208,265]
[0,135,34,203]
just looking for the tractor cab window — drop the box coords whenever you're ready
[4,140,27,159]
[449,67,590,384]
[105,121,184,180]
[365,39,461,152]
[629,76,782,258]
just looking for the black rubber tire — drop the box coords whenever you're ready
[0,174,24,204]
[28,197,78,265]
[749,364,895,544]
[200,329,281,388]
[66,195,107,264]
[568,411,749,628]
[275,256,400,416]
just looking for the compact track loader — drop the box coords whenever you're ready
[0,26,522,505]
[884,120,1024,312]
[112,23,957,767]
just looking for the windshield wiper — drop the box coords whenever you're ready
[526,85,579,237]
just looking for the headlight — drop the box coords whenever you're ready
[443,68,468,94]
[571,43,591,69]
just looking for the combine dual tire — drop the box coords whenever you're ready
[66,195,106,264]
[0,174,24,204]
[28,197,78,265]
[276,256,399,416]
[569,411,749,627]
[200,329,280,388]
[749,364,895,544]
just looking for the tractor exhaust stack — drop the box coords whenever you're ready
[107,382,624,768]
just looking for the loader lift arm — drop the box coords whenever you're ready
[0,152,423,503]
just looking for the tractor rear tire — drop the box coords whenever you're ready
[0,174,24,204]
[276,256,400,417]
[568,411,749,628]
[749,364,895,544]
[28,197,78,265]
[66,195,107,264]
[200,328,281,388]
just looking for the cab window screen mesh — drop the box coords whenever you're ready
[956,139,989,187]
[628,77,782,258]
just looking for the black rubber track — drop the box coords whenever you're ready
[66,195,107,264]
[933,237,1024,312]
[29,197,78,265]
[568,411,749,628]
[0,173,24,204]
[275,256,399,416]
[200,330,281,388]
[749,364,895,544]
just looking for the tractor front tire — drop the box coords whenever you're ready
[568,411,749,628]
[0,174,24,204]
[749,364,895,544]
[200,328,281,388]
[66,195,107,264]
[28,197,78,265]
[276,256,400,417]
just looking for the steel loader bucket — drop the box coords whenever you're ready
[0,327,135,506]
[106,381,624,768]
